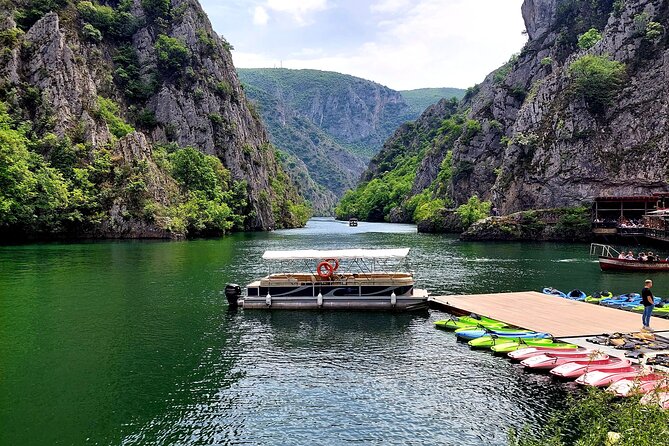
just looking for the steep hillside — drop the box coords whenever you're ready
[238,68,426,214]
[400,88,466,115]
[339,0,669,227]
[0,0,308,240]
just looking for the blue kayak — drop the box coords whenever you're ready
[566,289,586,301]
[455,327,551,341]
[542,287,566,298]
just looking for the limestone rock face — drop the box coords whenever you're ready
[361,0,669,222]
[0,0,304,235]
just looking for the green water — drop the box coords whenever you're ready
[0,218,663,445]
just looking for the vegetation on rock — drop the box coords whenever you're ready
[568,54,626,113]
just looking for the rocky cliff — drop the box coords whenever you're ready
[339,0,669,225]
[0,0,308,239]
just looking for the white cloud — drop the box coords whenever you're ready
[370,0,411,13]
[253,6,269,25]
[264,0,328,25]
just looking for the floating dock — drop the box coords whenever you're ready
[429,291,669,337]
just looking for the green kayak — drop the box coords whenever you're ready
[468,335,554,349]
[434,315,507,331]
[490,340,577,353]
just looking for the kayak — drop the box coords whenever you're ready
[607,375,669,397]
[585,291,613,303]
[542,287,566,298]
[576,366,646,387]
[455,327,543,341]
[434,315,507,331]
[521,351,604,370]
[469,335,553,350]
[490,340,575,354]
[507,346,585,361]
[566,289,586,301]
[550,358,633,379]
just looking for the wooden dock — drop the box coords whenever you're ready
[430,291,669,337]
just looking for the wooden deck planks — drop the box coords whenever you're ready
[430,291,669,337]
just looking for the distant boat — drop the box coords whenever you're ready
[349,218,358,227]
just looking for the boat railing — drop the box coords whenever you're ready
[590,243,620,258]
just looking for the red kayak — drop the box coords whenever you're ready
[575,366,647,387]
[508,347,587,361]
[520,351,603,370]
[550,358,633,379]
[608,375,669,397]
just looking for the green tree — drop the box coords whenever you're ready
[456,195,491,228]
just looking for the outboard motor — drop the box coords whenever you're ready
[225,283,241,308]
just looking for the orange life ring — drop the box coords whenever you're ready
[317,261,334,279]
[324,258,339,272]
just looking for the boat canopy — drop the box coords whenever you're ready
[262,248,410,260]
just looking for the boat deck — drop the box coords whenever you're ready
[430,291,669,337]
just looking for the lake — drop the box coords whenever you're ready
[1,218,662,445]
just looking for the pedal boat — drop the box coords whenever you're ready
[607,375,669,397]
[490,340,576,354]
[434,315,506,331]
[575,366,646,387]
[507,346,585,361]
[228,248,429,311]
[468,334,553,349]
[455,327,545,341]
[549,358,632,379]
[520,351,603,370]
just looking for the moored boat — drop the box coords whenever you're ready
[468,335,553,349]
[507,346,586,361]
[490,340,576,354]
[576,367,646,387]
[607,374,669,397]
[434,315,507,331]
[549,358,633,379]
[520,351,604,370]
[454,327,544,341]
[227,248,429,311]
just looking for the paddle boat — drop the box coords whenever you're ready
[520,351,604,370]
[226,248,429,311]
[468,335,553,349]
[434,315,507,331]
[607,374,669,397]
[576,366,648,387]
[508,346,586,361]
[454,327,547,341]
[490,340,576,354]
[550,358,633,379]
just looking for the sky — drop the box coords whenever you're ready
[199,0,528,91]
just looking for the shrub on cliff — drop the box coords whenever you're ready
[577,28,602,49]
[155,35,190,73]
[456,195,491,229]
[568,55,626,113]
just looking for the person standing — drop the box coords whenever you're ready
[641,279,655,331]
